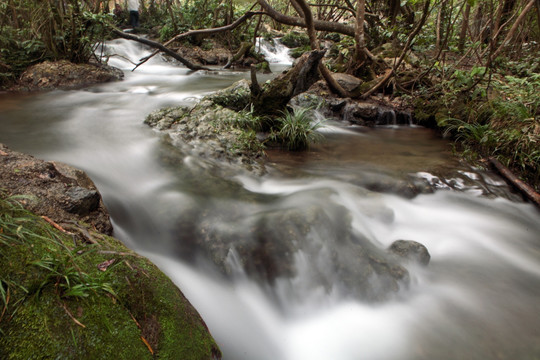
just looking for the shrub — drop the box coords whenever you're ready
[272,107,324,151]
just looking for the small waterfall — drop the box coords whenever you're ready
[256,37,294,65]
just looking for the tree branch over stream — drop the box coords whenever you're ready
[111,28,211,71]
[111,11,265,71]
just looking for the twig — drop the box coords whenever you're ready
[41,216,71,234]
[141,336,154,355]
[62,302,86,328]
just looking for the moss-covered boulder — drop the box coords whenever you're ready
[0,144,221,360]
[280,31,310,48]
[144,85,266,174]
[14,60,124,91]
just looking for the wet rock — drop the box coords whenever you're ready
[64,186,100,215]
[0,143,112,234]
[145,93,266,175]
[343,102,379,124]
[179,191,410,302]
[206,79,251,111]
[388,240,431,266]
[0,144,222,359]
[291,82,413,127]
[331,73,363,92]
[15,60,123,91]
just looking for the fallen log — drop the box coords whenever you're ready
[250,50,325,115]
[489,157,540,208]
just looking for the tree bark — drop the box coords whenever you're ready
[535,0,540,32]
[354,0,366,62]
[458,2,471,53]
[294,0,350,97]
[250,50,325,115]
[131,10,262,70]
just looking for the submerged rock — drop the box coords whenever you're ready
[389,240,431,266]
[173,188,410,302]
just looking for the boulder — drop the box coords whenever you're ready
[16,60,123,91]
[389,240,431,266]
[0,143,112,234]
[331,73,363,92]
[173,192,410,302]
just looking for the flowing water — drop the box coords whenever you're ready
[1,39,540,360]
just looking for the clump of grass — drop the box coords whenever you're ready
[271,107,325,151]
[0,194,115,326]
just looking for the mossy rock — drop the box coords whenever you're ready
[280,31,310,48]
[0,196,221,360]
[205,79,252,111]
[289,45,312,59]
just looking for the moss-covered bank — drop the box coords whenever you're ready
[0,146,221,359]
[413,67,540,192]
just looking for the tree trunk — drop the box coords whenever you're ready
[458,2,471,53]
[112,29,211,71]
[491,0,536,60]
[250,50,326,115]
[489,157,540,208]
[294,0,350,97]
[355,0,366,62]
[535,0,540,32]
[361,0,431,99]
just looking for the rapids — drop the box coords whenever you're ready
[1,39,539,360]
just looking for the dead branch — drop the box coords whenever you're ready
[111,28,211,71]
[491,0,536,60]
[257,0,356,36]
[134,10,264,70]
[360,0,432,99]
[489,157,540,208]
[295,0,350,98]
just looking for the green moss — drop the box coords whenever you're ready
[280,31,310,48]
[289,45,311,59]
[0,195,221,359]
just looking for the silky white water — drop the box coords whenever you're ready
[1,38,539,360]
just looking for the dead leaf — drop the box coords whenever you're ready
[97,259,116,272]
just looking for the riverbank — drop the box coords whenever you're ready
[0,144,221,359]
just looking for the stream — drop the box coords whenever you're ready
[1,39,540,360]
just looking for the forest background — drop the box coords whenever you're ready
[1,0,539,190]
